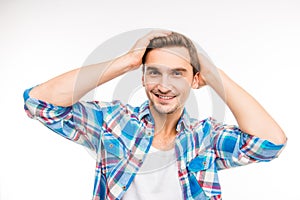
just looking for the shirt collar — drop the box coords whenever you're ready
[137,100,151,121]
[176,108,191,132]
[138,101,191,132]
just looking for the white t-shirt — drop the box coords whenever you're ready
[122,146,183,200]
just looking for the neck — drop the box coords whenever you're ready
[150,105,183,150]
[149,105,183,137]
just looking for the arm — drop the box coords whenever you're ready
[24,30,171,152]
[29,30,171,107]
[197,54,287,145]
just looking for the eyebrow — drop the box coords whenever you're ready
[145,66,159,71]
[171,68,188,72]
[145,66,188,72]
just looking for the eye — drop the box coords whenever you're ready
[148,70,160,76]
[172,70,183,76]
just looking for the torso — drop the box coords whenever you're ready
[122,145,183,200]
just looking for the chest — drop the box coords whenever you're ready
[151,134,176,151]
[98,124,221,199]
[122,146,183,200]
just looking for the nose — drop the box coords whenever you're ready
[157,74,172,93]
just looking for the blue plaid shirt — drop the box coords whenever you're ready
[23,88,285,200]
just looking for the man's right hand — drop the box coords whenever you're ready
[125,30,172,70]
[28,30,171,107]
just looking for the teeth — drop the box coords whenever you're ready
[159,95,173,100]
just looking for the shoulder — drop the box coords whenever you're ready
[81,100,139,114]
[189,117,218,134]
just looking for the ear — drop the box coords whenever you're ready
[141,64,146,87]
[192,72,206,89]
[191,72,200,89]
[142,73,145,87]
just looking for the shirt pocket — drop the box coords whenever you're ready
[101,133,127,175]
[187,149,221,199]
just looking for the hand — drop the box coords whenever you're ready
[125,30,172,70]
[196,53,220,88]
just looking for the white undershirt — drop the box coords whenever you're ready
[122,146,183,200]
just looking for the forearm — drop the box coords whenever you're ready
[208,69,286,145]
[29,54,133,107]
[28,31,171,107]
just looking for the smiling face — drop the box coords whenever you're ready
[143,46,199,116]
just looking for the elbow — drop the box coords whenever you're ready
[28,85,73,107]
[271,130,287,145]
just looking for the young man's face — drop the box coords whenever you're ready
[143,46,199,115]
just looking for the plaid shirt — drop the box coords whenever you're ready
[23,88,285,200]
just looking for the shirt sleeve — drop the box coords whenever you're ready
[207,118,287,170]
[23,87,104,153]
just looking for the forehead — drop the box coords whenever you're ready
[144,46,191,69]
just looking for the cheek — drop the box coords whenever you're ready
[143,77,192,94]
[144,83,156,93]
[173,78,191,91]
[174,80,192,101]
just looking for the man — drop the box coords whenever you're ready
[23,30,287,200]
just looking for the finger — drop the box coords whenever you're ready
[131,31,171,51]
[145,30,172,40]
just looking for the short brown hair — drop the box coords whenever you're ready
[142,32,200,75]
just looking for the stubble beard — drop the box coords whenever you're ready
[152,101,182,115]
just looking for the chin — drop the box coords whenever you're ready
[153,103,180,115]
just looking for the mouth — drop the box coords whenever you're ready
[153,93,176,101]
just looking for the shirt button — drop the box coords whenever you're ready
[109,144,114,148]
[122,186,126,190]
[146,131,151,136]
[203,161,207,166]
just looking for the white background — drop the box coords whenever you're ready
[1,0,299,199]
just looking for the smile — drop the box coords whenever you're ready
[153,93,176,100]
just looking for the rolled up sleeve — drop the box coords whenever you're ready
[208,118,286,170]
[23,87,103,153]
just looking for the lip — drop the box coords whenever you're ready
[152,92,176,103]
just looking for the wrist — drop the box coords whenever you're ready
[201,67,222,86]
[109,53,138,76]
[122,52,142,71]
